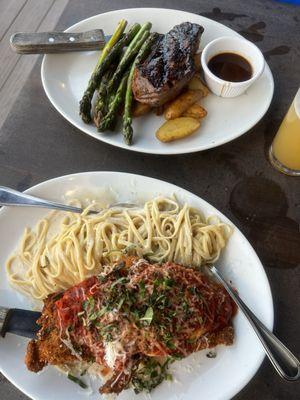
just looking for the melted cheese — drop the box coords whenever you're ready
[104,340,125,369]
[59,328,82,361]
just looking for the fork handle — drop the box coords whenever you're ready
[10,30,106,54]
[0,186,83,214]
[210,266,300,381]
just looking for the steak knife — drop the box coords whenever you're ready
[0,306,41,338]
[10,30,111,54]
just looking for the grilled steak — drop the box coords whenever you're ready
[132,22,204,106]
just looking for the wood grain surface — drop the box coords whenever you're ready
[0,0,69,128]
[0,0,299,399]
[10,30,106,54]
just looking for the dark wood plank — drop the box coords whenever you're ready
[0,0,69,128]
[0,0,54,91]
[0,0,27,40]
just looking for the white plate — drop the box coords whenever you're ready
[0,171,273,400]
[41,8,274,155]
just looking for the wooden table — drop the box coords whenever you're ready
[0,0,299,399]
[0,0,68,130]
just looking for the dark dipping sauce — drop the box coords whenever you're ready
[208,52,252,82]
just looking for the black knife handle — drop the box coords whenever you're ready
[0,307,41,338]
[10,30,106,54]
[0,307,10,337]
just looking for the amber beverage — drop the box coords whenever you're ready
[269,89,300,176]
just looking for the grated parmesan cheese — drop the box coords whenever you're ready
[104,340,125,369]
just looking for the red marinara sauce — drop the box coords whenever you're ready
[55,276,98,329]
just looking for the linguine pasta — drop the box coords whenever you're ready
[6,197,232,300]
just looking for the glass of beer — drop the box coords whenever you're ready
[269,88,300,176]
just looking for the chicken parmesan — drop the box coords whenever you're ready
[25,258,236,395]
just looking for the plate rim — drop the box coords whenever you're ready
[41,8,274,155]
[0,170,274,400]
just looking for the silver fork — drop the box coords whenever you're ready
[208,265,300,381]
[0,186,138,214]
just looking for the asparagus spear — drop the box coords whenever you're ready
[106,22,152,97]
[93,70,111,127]
[93,20,127,125]
[94,49,124,127]
[79,23,140,123]
[92,20,127,124]
[96,19,127,68]
[98,72,129,132]
[123,32,158,145]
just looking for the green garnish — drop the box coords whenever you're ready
[99,323,119,341]
[161,330,176,349]
[138,280,146,298]
[82,297,95,312]
[131,357,172,394]
[140,306,154,325]
[52,293,62,301]
[163,277,174,288]
[111,276,128,288]
[188,286,198,296]
[206,351,217,358]
[67,373,87,389]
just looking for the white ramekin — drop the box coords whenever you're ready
[201,36,265,98]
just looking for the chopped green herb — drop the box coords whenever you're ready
[67,373,87,389]
[182,300,190,315]
[131,357,173,394]
[138,280,146,298]
[98,274,107,283]
[82,297,95,311]
[188,286,198,296]
[161,331,176,349]
[117,296,125,310]
[153,277,164,287]
[206,351,217,359]
[111,277,128,288]
[52,293,62,301]
[100,323,119,341]
[42,327,52,335]
[131,309,141,322]
[140,306,154,325]
[163,277,175,288]
[169,354,183,361]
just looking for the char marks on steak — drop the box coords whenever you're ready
[132,22,204,106]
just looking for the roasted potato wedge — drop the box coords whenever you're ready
[156,117,201,143]
[183,104,207,120]
[187,75,209,97]
[164,90,203,120]
[132,102,152,117]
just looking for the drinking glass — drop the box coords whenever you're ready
[269,88,300,176]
